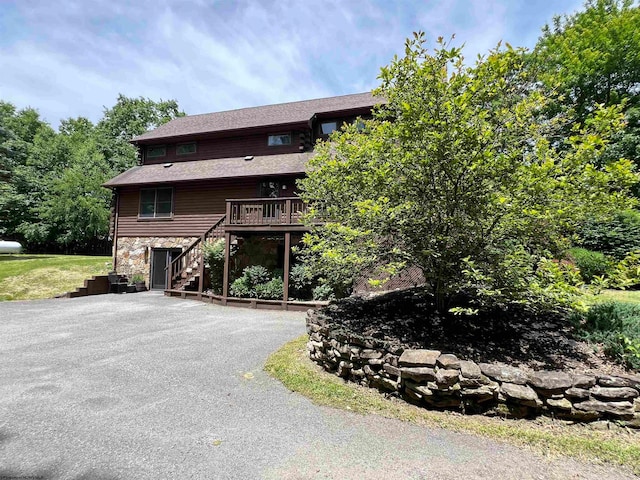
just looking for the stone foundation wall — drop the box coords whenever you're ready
[306,309,640,426]
[115,236,198,284]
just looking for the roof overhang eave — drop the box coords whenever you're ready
[130,120,311,145]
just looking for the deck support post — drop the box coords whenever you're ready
[222,232,231,303]
[283,232,291,306]
[197,232,206,299]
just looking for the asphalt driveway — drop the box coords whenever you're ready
[0,292,634,479]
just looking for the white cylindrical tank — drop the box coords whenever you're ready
[0,241,22,254]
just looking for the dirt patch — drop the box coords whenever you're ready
[322,288,635,377]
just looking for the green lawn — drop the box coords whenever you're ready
[0,254,111,301]
[589,289,640,305]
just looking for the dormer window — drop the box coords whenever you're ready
[147,145,166,158]
[268,134,291,146]
[321,121,338,135]
[176,142,196,155]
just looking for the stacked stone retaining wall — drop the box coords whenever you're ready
[306,309,640,426]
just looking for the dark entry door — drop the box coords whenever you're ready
[150,248,181,290]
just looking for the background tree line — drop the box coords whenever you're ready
[0,95,183,253]
[0,0,637,260]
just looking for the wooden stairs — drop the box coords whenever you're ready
[58,275,110,298]
[168,216,226,292]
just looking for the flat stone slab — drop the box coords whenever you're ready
[571,375,596,389]
[383,363,401,377]
[574,399,635,418]
[591,386,639,400]
[399,349,440,367]
[400,366,437,382]
[360,349,383,360]
[480,363,528,385]
[546,397,572,410]
[436,354,460,370]
[529,371,572,392]
[404,381,434,397]
[500,383,540,407]
[597,375,635,388]
[459,360,482,379]
[460,385,496,399]
[565,387,590,399]
[436,369,460,386]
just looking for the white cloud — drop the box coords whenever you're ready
[0,0,588,127]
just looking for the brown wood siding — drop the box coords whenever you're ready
[116,176,303,238]
[144,130,308,165]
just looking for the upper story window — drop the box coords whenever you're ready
[321,121,338,135]
[147,145,166,158]
[176,142,197,155]
[268,134,291,146]
[139,187,173,218]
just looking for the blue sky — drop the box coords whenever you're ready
[0,0,585,127]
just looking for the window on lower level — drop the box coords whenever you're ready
[268,133,291,146]
[139,187,173,218]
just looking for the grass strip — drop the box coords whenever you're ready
[265,334,640,474]
[588,289,640,305]
[0,254,111,300]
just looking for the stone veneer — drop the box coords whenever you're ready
[115,236,198,284]
[306,309,640,426]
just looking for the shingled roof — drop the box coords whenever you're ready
[104,152,312,187]
[133,92,380,142]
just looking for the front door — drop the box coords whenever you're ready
[150,248,181,290]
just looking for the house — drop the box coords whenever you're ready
[104,92,379,307]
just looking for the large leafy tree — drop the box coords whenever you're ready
[0,103,55,240]
[298,33,637,313]
[0,95,184,251]
[532,0,640,168]
[96,95,184,173]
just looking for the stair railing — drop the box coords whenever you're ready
[168,215,226,290]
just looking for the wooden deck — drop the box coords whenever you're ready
[225,197,311,232]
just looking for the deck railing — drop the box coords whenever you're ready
[227,197,307,226]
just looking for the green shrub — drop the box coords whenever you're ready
[578,210,640,260]
[229,265,283,300]
[255,277,284,300]
[289,263,315,299]
[202,238,227,294]
[571,302,640,370]
[312,283,335,301]
[229,275,252,298]
[244,265,271,285]
[568,247,612,283]
[609,250,640,289]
